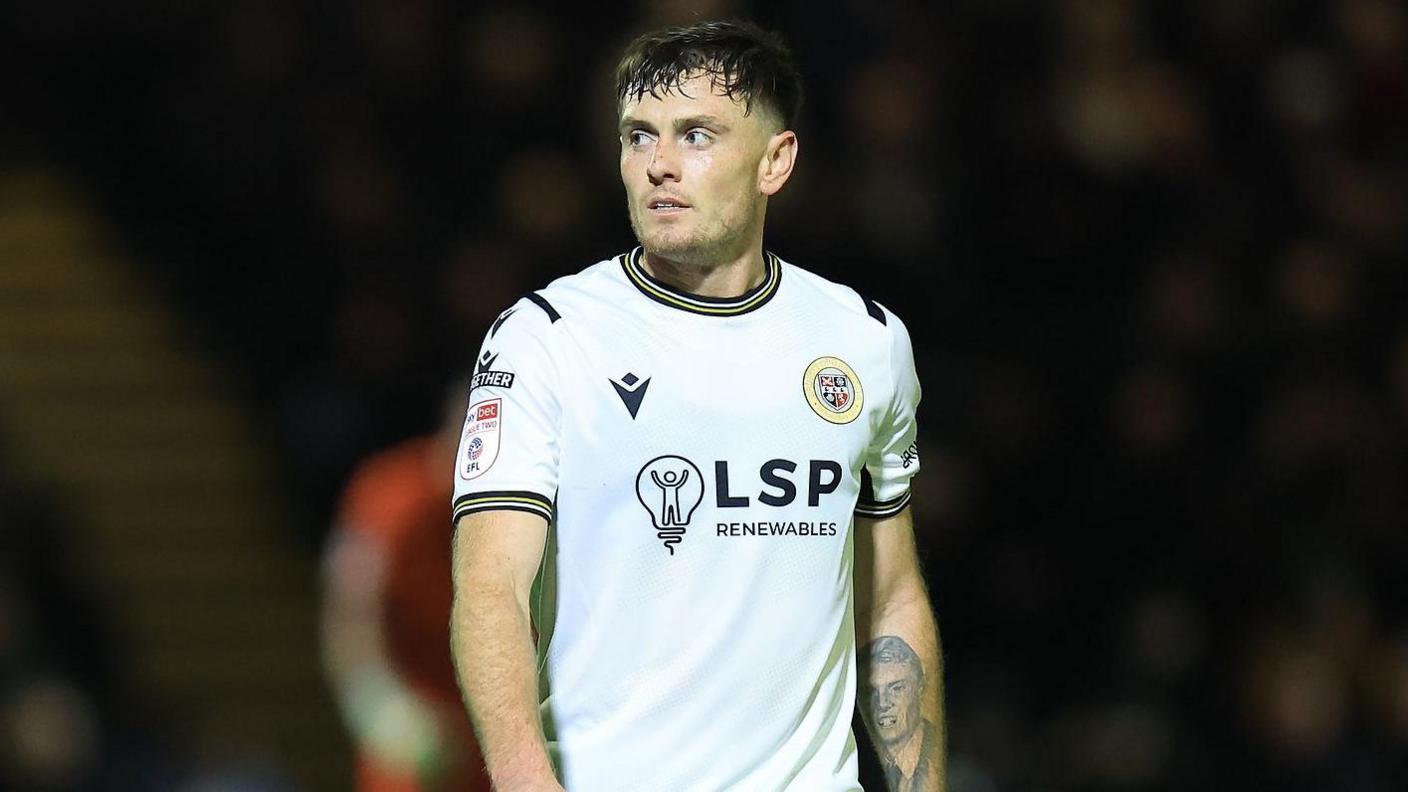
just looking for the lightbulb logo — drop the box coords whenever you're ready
[635,455,704,555]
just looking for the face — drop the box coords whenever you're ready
[865,661,924,748]
[619,73,794,267]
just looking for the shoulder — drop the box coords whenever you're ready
[491,251,630,334]
[338,436,438,535]
[347,437,435,492]
[777,257,917,391]
[777,256,912,341]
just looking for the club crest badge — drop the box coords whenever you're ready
[804,357,864,424]
[459,398,502,480]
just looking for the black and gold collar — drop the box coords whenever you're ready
[620,246,782,317]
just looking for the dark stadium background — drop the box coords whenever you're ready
[3,1,1407,790]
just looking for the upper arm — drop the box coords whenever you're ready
[450,298,561,605]
[451,298,561,528]
[323,526,388,613]
[323,464,398,629]
[855,307,926,618]
[857,307,921,518]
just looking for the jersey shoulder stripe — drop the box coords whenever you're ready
[498,254,639,327]
[776,261,900,326]
[523,292,561,323]
[860,293,887,325]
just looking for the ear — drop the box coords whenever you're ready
[757,129,798,197]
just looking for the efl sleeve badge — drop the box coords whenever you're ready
[458,397,503,480]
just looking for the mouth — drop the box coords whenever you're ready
[878,715,897,729]
[647,198,691,216]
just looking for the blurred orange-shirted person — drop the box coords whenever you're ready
[322,391,491,792]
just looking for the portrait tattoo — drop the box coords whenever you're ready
[860,636,936,792]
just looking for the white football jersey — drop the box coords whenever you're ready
[453,247,921,791]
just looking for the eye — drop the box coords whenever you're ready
[625,130,653,147]
[683,128,711,146]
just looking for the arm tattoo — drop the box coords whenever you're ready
[860,636,936,792]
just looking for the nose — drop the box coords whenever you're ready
[875,688,895,713]
[647,137,679,185]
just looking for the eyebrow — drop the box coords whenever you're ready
[618,114,732,135]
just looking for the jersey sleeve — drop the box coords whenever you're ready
[856,308,921,519]
[451,300,561,525]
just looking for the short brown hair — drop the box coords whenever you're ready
[614,20,804,130]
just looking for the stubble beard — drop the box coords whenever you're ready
[629,196,757,271]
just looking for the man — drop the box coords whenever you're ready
[451,20,945,791]
[323,388,491,792]
[860,637,939,792]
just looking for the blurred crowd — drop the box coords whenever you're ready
[1,468,114,790]
[1,465,298,790]
[5,0,1408,789]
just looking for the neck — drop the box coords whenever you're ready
[641,240,767,299]
[888,726,925,777]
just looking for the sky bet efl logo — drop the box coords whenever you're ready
[459,398,502,481]
[635,455,844,554]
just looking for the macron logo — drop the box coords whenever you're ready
[610,372,650,419]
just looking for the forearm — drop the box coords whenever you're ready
[858,578,946,792]
[451,578,558,789]
[450,508,560,790]
[323,531,446,774]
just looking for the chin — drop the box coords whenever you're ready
[641,228,714,263]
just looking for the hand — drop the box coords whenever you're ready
[341,668,448,780]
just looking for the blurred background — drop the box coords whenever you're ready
[2,0,1407,790]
